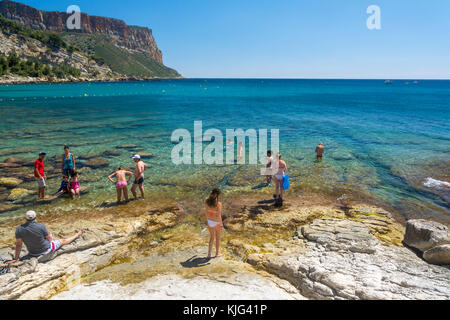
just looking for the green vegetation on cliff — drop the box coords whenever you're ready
[62,33,180,78]
[0,51,81,78]
[0,11,180,80]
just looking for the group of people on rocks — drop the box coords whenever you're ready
[34,145,148,203]
[34,146,80,200]
[7,142,325,264]
[204,142,325,257]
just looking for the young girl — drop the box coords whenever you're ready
[205,188,224,259]
[69,171,81,199]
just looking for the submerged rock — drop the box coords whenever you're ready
[403,219,449,252]
[78,154,103,160]
[116,144,138,150]
[138,152,154,159]
[103,150,121,157]
[7,188,33,201]
[331,152,353,161]
[4,157,26,164]
[0,162,21,168]
[83,158,110,169]
[0,177,23,188]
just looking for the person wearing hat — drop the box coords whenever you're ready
[7,211,83,263]
[34,152,47,200]
[131,154,148,199]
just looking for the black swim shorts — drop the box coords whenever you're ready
[134,177,144,185]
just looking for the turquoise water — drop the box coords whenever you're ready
[0,79,449,223]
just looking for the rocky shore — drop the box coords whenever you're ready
[0,197,449,300]
[0,74,183,85]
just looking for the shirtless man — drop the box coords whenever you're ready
[315,142,325,160]
[108,167,134,203]
[266,150,274,186]
[131,155,148,199]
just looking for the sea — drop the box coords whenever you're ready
[0,79,449,224]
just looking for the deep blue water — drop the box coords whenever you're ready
[0,79,449,223]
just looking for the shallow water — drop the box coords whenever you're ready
[0,79,449,223]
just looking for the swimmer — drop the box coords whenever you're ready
[315,142,325,160]
[205,188,224,259]
[108,167,134,203]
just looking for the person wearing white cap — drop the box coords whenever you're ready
[7,211,83,263]
[131,154,148,199]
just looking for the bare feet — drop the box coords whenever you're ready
[76,229,84,238]
[215,253,223,258]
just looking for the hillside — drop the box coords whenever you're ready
[0,0,181,83]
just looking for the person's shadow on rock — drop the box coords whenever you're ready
[180,255,211,268]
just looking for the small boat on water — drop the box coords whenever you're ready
[384,80,393,84]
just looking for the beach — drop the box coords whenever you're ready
[0,79,449,299]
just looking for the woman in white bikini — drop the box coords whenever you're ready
[205,188,224,259]
[274,152,287,207]
[108,167,134,203]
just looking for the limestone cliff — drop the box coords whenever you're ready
[0,0,180,80]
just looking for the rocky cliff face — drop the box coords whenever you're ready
[0,0,163,63]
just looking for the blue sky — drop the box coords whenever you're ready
[18,0,450,79]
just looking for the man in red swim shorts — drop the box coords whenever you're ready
[315,142,325,160]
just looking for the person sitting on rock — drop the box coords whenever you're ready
[69,171,81,199]
[55,175,70,196]
[7,211,83,263]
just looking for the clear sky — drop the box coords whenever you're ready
[17,0,450,79]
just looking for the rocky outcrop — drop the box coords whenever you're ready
[423,245,450,265]
[403,219,450,265]
[0,0,163,63]
[0,204,184,300]
[403,219,449,252]
[246,218,450,300]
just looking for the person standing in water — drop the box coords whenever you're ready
[315,142,325,160]
[131,155,148,199]
[238,142,243,160]
[274,152,287,207]
[61,146,76,177]
[205,188,224,259]
[266,150,274,187]
[108,167,134,203]
[34,152,47,200]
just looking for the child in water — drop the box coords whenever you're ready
[56,175,70,196]
[69,171,81,199]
